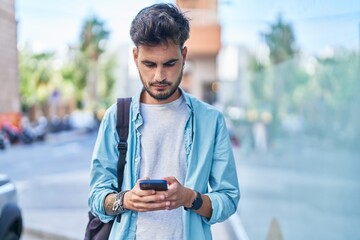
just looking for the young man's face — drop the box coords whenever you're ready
[133,42,187,104]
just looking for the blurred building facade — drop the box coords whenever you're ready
[0,0,20,113]
[177,0,221,104]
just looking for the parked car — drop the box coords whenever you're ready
[0,174,22,240]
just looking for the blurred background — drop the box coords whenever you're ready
[0,0,359,239]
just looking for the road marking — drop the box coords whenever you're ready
[229,212,250,240]
[15,170,89,191]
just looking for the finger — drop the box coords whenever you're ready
[134,188,156,197]
[135,176,151,187]
[131,191,166,203]
[135,177,150,188]
[133,178,156,197]
[163,176,177,184]
[135,201,171,212]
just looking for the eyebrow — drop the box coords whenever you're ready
[141,58,179,65]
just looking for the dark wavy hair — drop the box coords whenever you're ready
[130,3,190,48]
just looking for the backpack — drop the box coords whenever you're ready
[84,97,131,240]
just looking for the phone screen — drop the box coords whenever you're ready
[139,179,168,191]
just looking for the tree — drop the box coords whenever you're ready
[248,55,272,108]
[80,17,109,61]
[304,50,360,146]
[79,16,110,112]
[19,50,56,116]
[261,14,299,138]
[60,49,88,108]
[263,14,297,64]
[97,53,117,108]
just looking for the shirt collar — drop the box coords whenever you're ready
[131,87,193,121]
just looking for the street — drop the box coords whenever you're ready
[235,138,360,240]
[0,130,237,240]
[1,131,360,240]
[0,130,95,240]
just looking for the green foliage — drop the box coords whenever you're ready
[97,53,117,107]
[248,55,270,106]
[80,16,110,62]
[248,46,359,146]
[60,52,88,106]
[248,14,359,148]
[263,14,297,64]
[19,50,56,108]
[249,15,299,131]
[78,15,111,111]
[19,14,116,116]
[303,51,360,145]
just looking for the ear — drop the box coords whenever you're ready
[133,47,139,67]
[181,46,187,62]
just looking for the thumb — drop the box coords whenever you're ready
[163,176,177,184]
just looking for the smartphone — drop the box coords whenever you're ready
[139,179,168,191]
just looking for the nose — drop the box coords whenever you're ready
[154,66,165,82]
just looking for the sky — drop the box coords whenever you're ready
[15,0,360,55]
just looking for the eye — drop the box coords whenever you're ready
[144,62,156,68]
[164,61,176,67]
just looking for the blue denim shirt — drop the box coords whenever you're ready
[88,89,240,240]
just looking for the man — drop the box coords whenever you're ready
[89,3,240,240]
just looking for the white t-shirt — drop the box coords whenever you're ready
[136,95,188,240]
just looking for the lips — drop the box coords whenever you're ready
[151,82,171,88]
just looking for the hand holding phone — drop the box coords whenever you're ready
[139,179,168,191]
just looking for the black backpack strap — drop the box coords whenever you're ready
[116,97,131,192]
[115,98,131,223]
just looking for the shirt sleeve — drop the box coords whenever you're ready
[88,104,119,222]
[204,114,240,224]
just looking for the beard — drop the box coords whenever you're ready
[139,70,183,101]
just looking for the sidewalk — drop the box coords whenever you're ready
[18,130,241,240]
[22,213,237,240]
[19,168,238,240]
